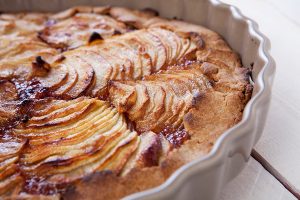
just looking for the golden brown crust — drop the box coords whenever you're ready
[0,6,252,200]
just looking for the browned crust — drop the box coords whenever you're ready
[0,6,252,200]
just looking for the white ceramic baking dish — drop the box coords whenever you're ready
[0,0,276,199]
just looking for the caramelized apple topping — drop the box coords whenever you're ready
[0,136,26,197]
[12,98,139,190]
[39,13,128,49]
[0,36,58,81]
[0,6,252,199]
[0,13,49,37]
[37,27,200,99]
[109,64,213,133]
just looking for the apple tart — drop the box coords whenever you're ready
[0,6,252,199]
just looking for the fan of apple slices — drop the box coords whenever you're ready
[37,27,202,99]
[0,137,25,197]
[12,97,169,188]
[109,64,212,133]
[39,13,128,50]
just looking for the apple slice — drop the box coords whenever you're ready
[121,131,161,175]
[0,12,48,37]
[95,131,139,174]
[37,64,69,91]
[121,131,172,175]
[108,81,136,113]
[27,99,95,127]
[155,72,203,94]
[29,110,120,151]
[134,81,166,132]
[78,50,113,97]
[0,36,58,65]
[0,36,59,81]
[14,99,109,139]
[83,43,131,82]
[148,28,181,65]
[109,81,150,121]
[40,13,127,49]
[29,103,110,145]
[0,137,25,162]
[97,41,142,80]
[51,63,78,96]
[136,30,167,71]
[114,34,152,77]
[62,55,94,98]
[177,36,192,60]
[146,82,175,132]
[0,137,25,197]
[14,97,139,185]
[87,46,124,81]
[124,82,150,121]
[166,70,211,91]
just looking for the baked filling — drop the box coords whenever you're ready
[0,6,252,199]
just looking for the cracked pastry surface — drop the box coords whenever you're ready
[0,6,252,200]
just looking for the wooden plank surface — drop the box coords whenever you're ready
[220,158,296,200]
[221,0,300,198]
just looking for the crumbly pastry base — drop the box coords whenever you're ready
[0,6,252,200]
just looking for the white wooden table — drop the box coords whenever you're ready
[220,0,300,199]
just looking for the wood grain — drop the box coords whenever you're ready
[222,0,300,198]
[220,158,296,200]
